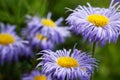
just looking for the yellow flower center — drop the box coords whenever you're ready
[34,75,47,80]
[57,56,79,68]
[0,33,15,45]
[41,19,56,28]
[36,34,47,41]
[87,14,109,27]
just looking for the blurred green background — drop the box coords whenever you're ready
[0,0,120,80]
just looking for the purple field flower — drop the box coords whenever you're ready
[0,23,32,64]
[37,49,97,80]
[66,0,120,45]
[25,13,70,44]
[30,32,54,50]
[22,70,52,80]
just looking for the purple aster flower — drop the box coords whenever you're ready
[30,32,54,50]
[37,49,97,80]
[0,23,32,64]
[24,13,70,44]
[22,70,52,80]
[66,0,120,45]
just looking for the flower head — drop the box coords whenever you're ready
[37,49,97,80]
[31,33,54,50]
[66,0,120,45]
[25,13,70,45]
[0,23,32,64]
[22,70,52,80]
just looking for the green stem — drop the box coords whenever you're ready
[92,42,96,57]
[31,49,40,69]
[91,42,96,80]
[31,55,37,69]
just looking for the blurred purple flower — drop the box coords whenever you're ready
[0,23,32,64]
[37,49,97,80]
[66,0,120,45]
[22,13,71,50]
[24,13,71,44]
[22,70,52,80]
[30,33,54,50]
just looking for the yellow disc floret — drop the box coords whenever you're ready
[0,33,15,45]
[87,14,109,27]
[36,34,47,41]
[57,56,79,68]
[34,75,47,80]
[41,19,56,28]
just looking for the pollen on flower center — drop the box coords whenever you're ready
[41,19,56,28]
[0,33,15,45]
[36,34,47,41]
[34,75,47,80]
[57,56,79,68]
[87,14,109,27]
